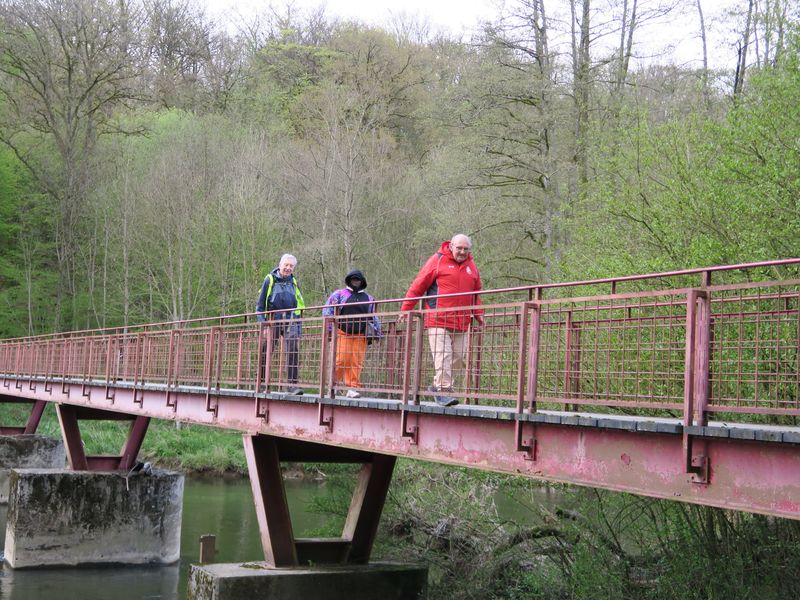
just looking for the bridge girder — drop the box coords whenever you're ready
[2,376,799,523]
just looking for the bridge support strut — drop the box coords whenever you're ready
[244,434,396,568]
[56,404,150,471]
[0,394,47,435]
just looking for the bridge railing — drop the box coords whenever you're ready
[1,264,799,426]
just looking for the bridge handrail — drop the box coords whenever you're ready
[1,258,799,343]
[2,271,799,427]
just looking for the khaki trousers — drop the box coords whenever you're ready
[427,328,467,389]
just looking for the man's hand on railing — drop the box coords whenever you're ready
[474,314,485,327]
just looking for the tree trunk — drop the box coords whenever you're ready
[733,0,754,100]
[533,0,561,275]
[696,0,711,109]
[571,0,591,188]
[615,0,638,92]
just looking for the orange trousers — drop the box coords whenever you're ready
[335,332,368,389]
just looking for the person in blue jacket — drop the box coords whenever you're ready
[256,254,305,395]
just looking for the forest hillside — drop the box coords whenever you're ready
[0,0,797,336]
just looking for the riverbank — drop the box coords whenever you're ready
[377,465,800,600]
[14,404,250,474]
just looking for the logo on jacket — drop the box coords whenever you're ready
[466,266,472,274]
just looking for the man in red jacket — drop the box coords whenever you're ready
[400,234,484,406]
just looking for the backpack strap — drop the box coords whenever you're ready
[265,274,274,298]
[292,277,305,313]
[424,252,444,309]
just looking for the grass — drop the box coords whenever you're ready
[0,402,248,474]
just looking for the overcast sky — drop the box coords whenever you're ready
[208,0,499,35]
[206,0,743,69]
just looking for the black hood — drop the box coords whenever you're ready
[345,269,367,291]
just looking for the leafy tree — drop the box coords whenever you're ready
[559,39,800,280]
[0,0,142,329]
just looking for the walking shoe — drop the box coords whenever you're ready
[345,389,361,399]
[434,394,459,407]
[427,385,459,407]
[286,386,304,396]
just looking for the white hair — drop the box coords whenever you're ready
[451,234,472,248]
[279,253,298,266]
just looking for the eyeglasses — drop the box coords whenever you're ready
[452,245,471,252]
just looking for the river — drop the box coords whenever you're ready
[0,476,332,600]
[0,475,562,599]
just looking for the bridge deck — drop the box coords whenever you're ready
[3,372,800,521]
[27,376,800,443]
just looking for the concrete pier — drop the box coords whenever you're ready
[187,561,428,600]
[4,468,184,568]
[0,435,65,503]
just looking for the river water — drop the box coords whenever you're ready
[0,476,562,599]
[0,476,332,600]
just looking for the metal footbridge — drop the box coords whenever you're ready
[1,259,799,567]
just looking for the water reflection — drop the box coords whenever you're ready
[0,475,564,599]
[0,476,331,600]
[494,484,566,524]
[0,562,180,600]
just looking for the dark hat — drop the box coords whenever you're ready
[345,269,367,291]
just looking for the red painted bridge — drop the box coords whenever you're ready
[1,259,800,567]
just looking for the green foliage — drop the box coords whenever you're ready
[491,489,800,600]
[0,0,795,333]
[0,146,57,337]
[237,36,334,135]
[377,462,558,599]
[562,48,800,282]
[141,422,248,472]
[300,463,359,536]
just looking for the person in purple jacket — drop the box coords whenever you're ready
[323,270,382,398]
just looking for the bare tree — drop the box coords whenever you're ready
[203,30,246,112]
[696,0,711,108]
[387,11,433,45]
[0,0,142,329]
[477,0,564,278]
[769,0,791,66]
[753,0,793,67]
[733,0,754,99]
[614,0,638,92]
[140,0,214,109]
[610,0,681,93]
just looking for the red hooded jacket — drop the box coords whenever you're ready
[400,241,484,331]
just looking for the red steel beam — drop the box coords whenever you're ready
[343,454,397,563]
[243,434,298,567]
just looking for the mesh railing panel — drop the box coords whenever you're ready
[708,286,800,414]
[1,275,798,424]
[536,295,687,410]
